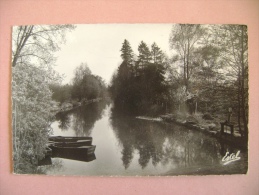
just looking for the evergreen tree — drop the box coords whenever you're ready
[110,40,169,116]
[120,39,134,64]
[151,42,163,64]
[138,41,151,65]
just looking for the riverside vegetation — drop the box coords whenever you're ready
[12,24,248,174]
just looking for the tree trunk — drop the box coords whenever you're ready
[12,26,34,67]
[237,67,242,134]
[186,39,190,91]
[240,25,248,141]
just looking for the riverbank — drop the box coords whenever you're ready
[137,112,248,149]
[53,98,103,114]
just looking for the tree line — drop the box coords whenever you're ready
[109,40,169,115]
[12,25,107,173]
[110,24,248,141]
[11,24,248,173]
[49,63,107,106]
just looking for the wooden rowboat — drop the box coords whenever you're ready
[49,136,93,143]
[39,152,96,164]
[51,151,96,162]
[48,140,92,147]
[50,145,96,156]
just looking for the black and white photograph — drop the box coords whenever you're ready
[11,23,248,176]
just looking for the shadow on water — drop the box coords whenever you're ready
[110,104,248,174]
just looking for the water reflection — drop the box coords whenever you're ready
[56,111,71,130]
[48,102,247,175]
[39,159,64,174]
[110,108,247,172]
[55,101,108,136]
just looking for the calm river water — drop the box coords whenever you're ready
[45,101,247,176]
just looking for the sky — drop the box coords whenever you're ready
[54,24,173,84]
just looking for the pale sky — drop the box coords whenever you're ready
[54,24,173,85]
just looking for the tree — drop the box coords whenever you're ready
[71,63,106,101]
[213,25,248,139]
[110,40,136,111]
[169,24,206,92]
[120,39,134,64]
[11,24,75,173]
[151,42,163,64]
[12,64,55,173]
[110,40,169,115]
[49,83,72,104]
[138,41,151,65]
[188,44,222,113]
[12,25,75,68]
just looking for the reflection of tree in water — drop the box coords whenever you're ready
[110,107,166,169]
[72,101,107,136]
[55,101,107,136]
[110,114,135,169]
[38,159,64,174]
[121,144,134,169]
[110,106,229,170]
[56,111,71,130]
[161,126,222,168]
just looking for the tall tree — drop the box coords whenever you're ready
[138,41,151,65]
[151,42,163,64]
[12,25,75,68]
[169,24,206,92]
[12,24,75,173]
[120,39,134,64]
[213,25,248,139]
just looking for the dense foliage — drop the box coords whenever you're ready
[109,40,169,115]
[12,24,75,173]
[110,24,248,139]
[49,63,107,106]
[71,63,107,101]
[12,64,55,173]
[11,24,249,173]
[168,24,248,139]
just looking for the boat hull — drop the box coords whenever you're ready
[49,136,92,143]
[48,140,92,147]
[50,145,96,156]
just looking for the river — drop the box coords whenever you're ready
[44,101,247,176]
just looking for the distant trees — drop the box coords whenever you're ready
[49,83,72,104]
[49,63,107,106]
[71,63,107,102]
